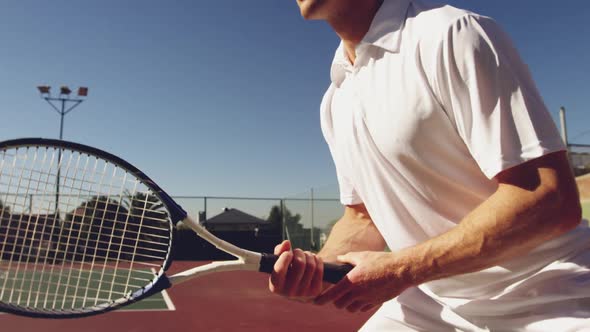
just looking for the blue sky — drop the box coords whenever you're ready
[1,1,588,199]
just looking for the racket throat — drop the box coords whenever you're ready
[181,215,262,261]
[168,259,261,285]
[167,216,263,285]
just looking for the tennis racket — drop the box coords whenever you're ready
[0,138,352,318]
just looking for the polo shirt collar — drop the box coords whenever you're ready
[330,0,411,86]
[363,0,411,52]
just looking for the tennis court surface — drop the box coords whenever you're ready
[1,261,374,331]
[0,264,172,311]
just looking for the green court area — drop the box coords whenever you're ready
[0,266,172,312]
[122,291,171,311]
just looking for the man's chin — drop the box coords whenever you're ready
[297,0,323,20]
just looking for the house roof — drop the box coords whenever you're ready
[202,208,270,226]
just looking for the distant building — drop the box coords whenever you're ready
[173,208,282,260]
[202,208,281,253]
[570,151,590,176]
[201,208,273,232]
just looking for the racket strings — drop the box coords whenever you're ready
[3,269,156,308]
[1,241,169,262]
[0,170,142,196]
[0,191,172,226]
[4,269,155,295]
[3,232,170,251]
[0,146,173,312]
[0,148,49,306]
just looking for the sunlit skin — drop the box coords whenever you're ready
[295,0,384,63]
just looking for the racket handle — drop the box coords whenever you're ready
[259,253,353,284]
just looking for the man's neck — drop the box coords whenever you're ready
[327,0,383,64]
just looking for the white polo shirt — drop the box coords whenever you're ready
[320,0,590,329]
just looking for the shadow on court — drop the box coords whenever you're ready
[0,261,374,331]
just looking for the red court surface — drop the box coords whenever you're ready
[0,261,375,332]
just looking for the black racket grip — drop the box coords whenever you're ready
[259,253,353,284]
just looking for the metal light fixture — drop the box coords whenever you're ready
[37,85,51,95]
[37,86,89,139]
[37,84,89,213]
[60,86,72,95]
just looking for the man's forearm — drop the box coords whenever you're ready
[319,205,386,262]
[399,162,582,286]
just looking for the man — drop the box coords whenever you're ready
[270,0,590,331]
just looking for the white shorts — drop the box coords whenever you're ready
[360,251,590,332]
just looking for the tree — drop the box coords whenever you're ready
[266,204,302,229]
[59,192,172,262]
[0,199,11,259]
[61,195,130,261]
[267,204,314,249]
[120,191,172,261]
[0,198,9,216]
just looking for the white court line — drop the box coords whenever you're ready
[161,289,176,311]
[151,268,175,311]
[111,287,175,312]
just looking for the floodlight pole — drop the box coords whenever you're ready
[42,97,85,141]
[559,106,568,147]
[37,86,88,214]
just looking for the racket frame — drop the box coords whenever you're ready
[0,138,351,318]
[0,138,177,318]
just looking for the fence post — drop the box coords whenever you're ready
[280,199,285,241]
[310,188,315,251]
[559,106,568,146]
[204,196,207,221]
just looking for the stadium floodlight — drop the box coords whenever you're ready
[37,85,89,139]
[60,86,72,95]
[77,87,88,97]
[37,84,89,213]
[37,85,50,95]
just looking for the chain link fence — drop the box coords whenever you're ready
[174,194,342,252]
[4,192,342,256]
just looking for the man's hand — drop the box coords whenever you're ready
[268,240,325,300]
[314,251,412,313]
[268,204,386,305]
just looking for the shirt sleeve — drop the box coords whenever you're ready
[333,160,362,206]
[432,14,566,179]
[320,85,363,206]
